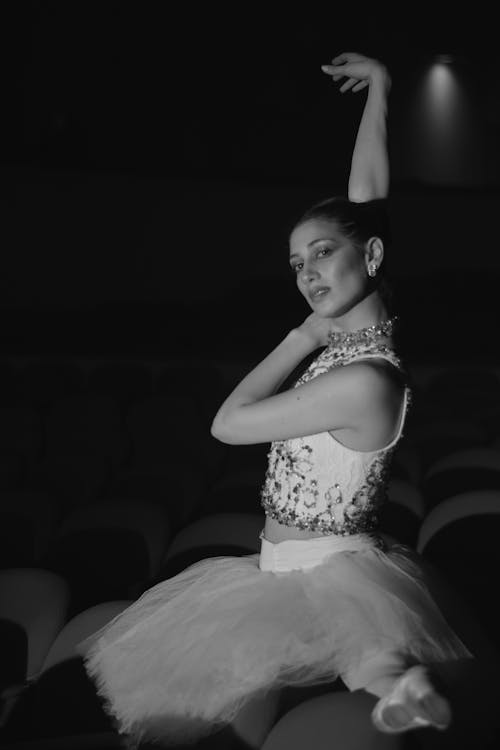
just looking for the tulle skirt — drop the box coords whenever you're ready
[78,529,474,747]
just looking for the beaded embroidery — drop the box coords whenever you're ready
[260,333,412,537]
[326,316,398,349]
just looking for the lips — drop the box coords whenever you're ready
[309,286,330,301]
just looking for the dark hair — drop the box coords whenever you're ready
[291,196,395,313]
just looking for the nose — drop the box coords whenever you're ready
[300,263,319,284]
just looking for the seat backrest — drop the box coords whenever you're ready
[164,512,264,562]
[0,568,70,679]
[42,600,132,672]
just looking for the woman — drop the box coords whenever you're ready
[79,53,474,747]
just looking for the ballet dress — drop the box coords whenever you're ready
[78,327,474,747]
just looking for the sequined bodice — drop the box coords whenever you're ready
[260,340,411,537]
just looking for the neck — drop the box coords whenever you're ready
[330,292,390,333]
[327,315,398,350]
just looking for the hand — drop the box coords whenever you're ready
[296,313,343,348]
[321,51,391,94]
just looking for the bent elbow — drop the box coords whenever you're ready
[210,417,223,441]
[349,188,376,204]
[210,416,232,444]
[210,416,245,445]
[348,179,389,204]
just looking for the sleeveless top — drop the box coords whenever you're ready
[259,340,412,537]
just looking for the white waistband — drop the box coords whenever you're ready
[258,529,378,573]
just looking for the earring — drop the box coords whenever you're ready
[368,263,377,278]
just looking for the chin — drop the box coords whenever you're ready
[314,301,344,319]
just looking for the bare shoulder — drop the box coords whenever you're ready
[324,358,404,402]
[325,359,406,435]
[326,360,407,447]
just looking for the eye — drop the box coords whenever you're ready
[317,246,332,258]
[289,261,303,274]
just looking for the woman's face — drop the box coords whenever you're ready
[289,218,369,318]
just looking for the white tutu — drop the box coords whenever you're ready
[79,530,473,747]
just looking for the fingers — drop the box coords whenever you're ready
[352,80,369,92]
[331,52,364,64]
[320,65,369,93]
[339,77,358,93]
[321,65,350,77]
[321,52,387,95]
[321,65,344,80]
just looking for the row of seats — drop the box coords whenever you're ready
[0,446,500,580]
[1,358,500,746]
[0,393,229,495]
[2,358,500,516]
[2,351,500,413]
[2,357,499,399]
[2,441,500,570]
[1,359,500,438]
[2,394,500,512]
[2,490,500,677]
[0,359,229,410]
[2,494,500,748]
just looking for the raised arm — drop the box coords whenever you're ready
[321,52,392,202]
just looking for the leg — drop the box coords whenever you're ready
[341,649,453,734]
[341,647,416,698]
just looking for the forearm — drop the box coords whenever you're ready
[211,329,317,435]
[348,70,391,202]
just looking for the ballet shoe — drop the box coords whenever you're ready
[371,665,452,734]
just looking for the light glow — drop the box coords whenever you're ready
[405,57,480,185]
[426,64,460,121]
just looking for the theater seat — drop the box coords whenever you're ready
[423,448,500,510]
[262,691,387,750]
[0,490,58,569]
[164,511,263,560]
[417,491,500,648]
[0,568,70,683]
[42,500,171,616]
[3,602,131,744]
[42,601,132,673]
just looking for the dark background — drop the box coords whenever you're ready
[1,3,499,362]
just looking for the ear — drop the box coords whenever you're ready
[365,236,384,270]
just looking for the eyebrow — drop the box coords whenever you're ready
[289,237,337,260]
